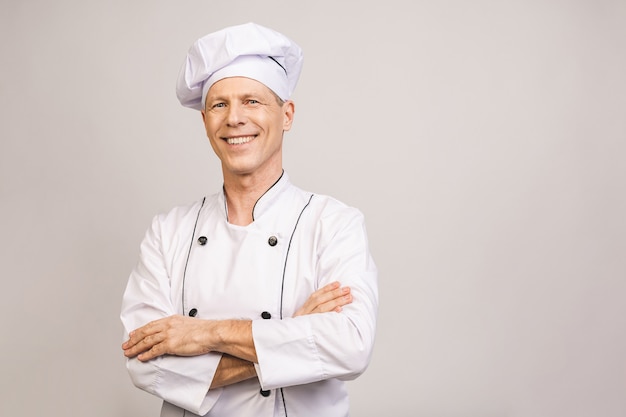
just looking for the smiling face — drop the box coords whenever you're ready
[201,77,294,184]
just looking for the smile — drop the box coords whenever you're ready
[224,135,256,145]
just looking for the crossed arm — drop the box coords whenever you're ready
[122,281,353,389]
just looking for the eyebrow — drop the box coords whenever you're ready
[207,90,285,107]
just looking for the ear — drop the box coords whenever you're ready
[282,100,295,131]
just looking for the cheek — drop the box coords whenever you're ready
[206,135,222,157]
[203,125,222,149]
[266,113,287,131]
[203,118,220,137]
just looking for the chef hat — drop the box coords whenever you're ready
[176,22,304,111]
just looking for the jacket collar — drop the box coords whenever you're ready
[220,171,291,223]
[251,171,290,221]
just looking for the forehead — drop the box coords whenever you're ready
[206,76,275,98]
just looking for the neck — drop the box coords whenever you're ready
[223,168,283,226]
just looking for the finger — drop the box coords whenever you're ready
[137,343,165,361]
[123,332,149,352]
[294,285,352,317]
[123,324,155,349]
[123,339,149,358]
[305,282,344,307]
[314,291,353,314]
[293,283,339,317]
[124,330,165,358]
[320,281,341,292]
[123,315,175,350]
[311,285,350,308]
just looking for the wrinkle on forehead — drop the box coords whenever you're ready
[206,77,284,107]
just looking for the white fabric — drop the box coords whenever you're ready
[201,55,288,110]
[120,173,378,417]
[176,22,304,111]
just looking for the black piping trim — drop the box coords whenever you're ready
[279,193,314,319]
[276,193,314,416]
[222,184,228,219]
[268,56,287,74]
[251,170,284,222]
[182,197,206,315]
[280,387,288,416]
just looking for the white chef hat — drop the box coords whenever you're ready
[176,22,304,111]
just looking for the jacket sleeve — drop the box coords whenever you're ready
[252,204,378,389]
[120,211,224,415]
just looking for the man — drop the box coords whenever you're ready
[121,22,378,417]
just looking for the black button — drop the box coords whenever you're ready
[260,389,271,397]
[268,236,278,246]
[189,308,198,317]
[198,236,207,245]
[261,311,271,319]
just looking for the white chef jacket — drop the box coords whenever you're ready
[120,173,378,417]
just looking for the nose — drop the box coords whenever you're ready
[226,103,246,127]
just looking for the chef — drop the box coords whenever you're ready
[121,22,378,417]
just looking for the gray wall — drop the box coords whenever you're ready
[1,1,625,416]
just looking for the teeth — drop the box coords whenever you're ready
[226,136,255,145]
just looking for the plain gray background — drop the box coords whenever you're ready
[1,1,625,416]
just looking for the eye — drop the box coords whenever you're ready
[212,102,226,109]
[246,99,261,105]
